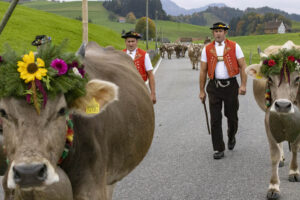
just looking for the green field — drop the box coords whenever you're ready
[21,1,211,42]
[229,33,300,64]
[0,1,156,54]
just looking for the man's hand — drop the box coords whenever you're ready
[199,91,206,103]
[151,93,156,104]
[239,85,246,95]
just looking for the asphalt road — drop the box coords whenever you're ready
[113,55,300,200]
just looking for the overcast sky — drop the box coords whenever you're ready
[171,0,300,14]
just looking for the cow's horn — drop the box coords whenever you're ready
[76,43,86,58]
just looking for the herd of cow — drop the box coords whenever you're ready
[159,41,210,71]
[0,40,300,200]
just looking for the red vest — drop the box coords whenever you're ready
[123,48,148,81]
[206,39,239,79]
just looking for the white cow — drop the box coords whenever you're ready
[246,41,300,200]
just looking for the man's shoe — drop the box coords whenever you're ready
[213,151,224,159]
[228,137,236,150]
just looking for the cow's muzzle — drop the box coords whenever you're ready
[271,99,294,113]
[13,164,47,188]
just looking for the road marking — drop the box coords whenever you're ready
[145,57,162,85]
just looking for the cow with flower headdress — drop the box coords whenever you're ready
[246,40,300,200]
[0,41,154,200]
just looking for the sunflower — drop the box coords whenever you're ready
[17,51,47,83]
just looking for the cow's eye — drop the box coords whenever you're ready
[267,77,273,85]
[58,108,66,116]
[294,76,300,85]
[0,109,7,118]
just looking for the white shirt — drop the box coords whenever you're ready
[126,49,153,71]
[201,41,244,79]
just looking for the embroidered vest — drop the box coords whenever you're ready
[206,39,239,80]
[123,48,148,81]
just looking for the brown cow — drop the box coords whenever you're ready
[188,44,202,70]
[0,42,154,200]
[246,41,300,200]
[174,44,182,59]
[159,44,167,58]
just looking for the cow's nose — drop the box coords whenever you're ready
[274,101,292,113]
[13,164,47,187]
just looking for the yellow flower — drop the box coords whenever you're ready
[17,51,47,83]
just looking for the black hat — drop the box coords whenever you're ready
[121,31,142,39]
[210,22,230,30]
[32,35,51,46]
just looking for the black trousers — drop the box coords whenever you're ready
[206,78,239,152]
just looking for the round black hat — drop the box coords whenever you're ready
[121,31,142,39]
[210,22,230,30]
[32,35,51,46]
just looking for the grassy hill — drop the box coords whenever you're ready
[0,1,153,53]
[229,33,300,64]
[21,1,211,42]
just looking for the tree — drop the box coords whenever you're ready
[135,17,156,40]
[108,12,118,22]
[126,12,136,24]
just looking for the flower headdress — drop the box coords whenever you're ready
[0,41,88,114]
[260,48,300,86]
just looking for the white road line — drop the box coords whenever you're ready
[145,57,162,85]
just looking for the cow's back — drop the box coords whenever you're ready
[70,42,154,185]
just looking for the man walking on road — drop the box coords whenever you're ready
[199,22,247,159]
[122,31,156,104]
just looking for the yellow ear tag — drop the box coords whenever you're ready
[86,98,100,114]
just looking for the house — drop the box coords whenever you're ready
[118,17,126,23]
[264,21,291,34]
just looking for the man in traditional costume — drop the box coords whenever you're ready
[122,31,156,104]
[199,22,247,159]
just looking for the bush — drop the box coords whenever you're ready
[108,12,118,22]
[135,17,156,40]
[126,12,136,24]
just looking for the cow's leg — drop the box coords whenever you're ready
[265,120,281,200]
[278,142,285,167]
[192,62,195,70]
[289,138,300,182]
[106,183,116,200]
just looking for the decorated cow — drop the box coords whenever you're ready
[246,41,300,200]
[0,41,154,200]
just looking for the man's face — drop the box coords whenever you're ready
[212,29,227,43]
[125,37,138,51]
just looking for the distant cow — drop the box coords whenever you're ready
[0,42,154,200]
[166,45,174,59]
[174,44,183,59]
[188,44,202,70]
[159,44,167,58]
[181,44,188,57]
[246,41,300,200]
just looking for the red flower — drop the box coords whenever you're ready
[288,56,295,62]
[268,59,276,67]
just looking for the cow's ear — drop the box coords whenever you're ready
[70,79,119,116]
[245,64,265,79]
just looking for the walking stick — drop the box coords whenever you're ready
[202,101,211,135]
